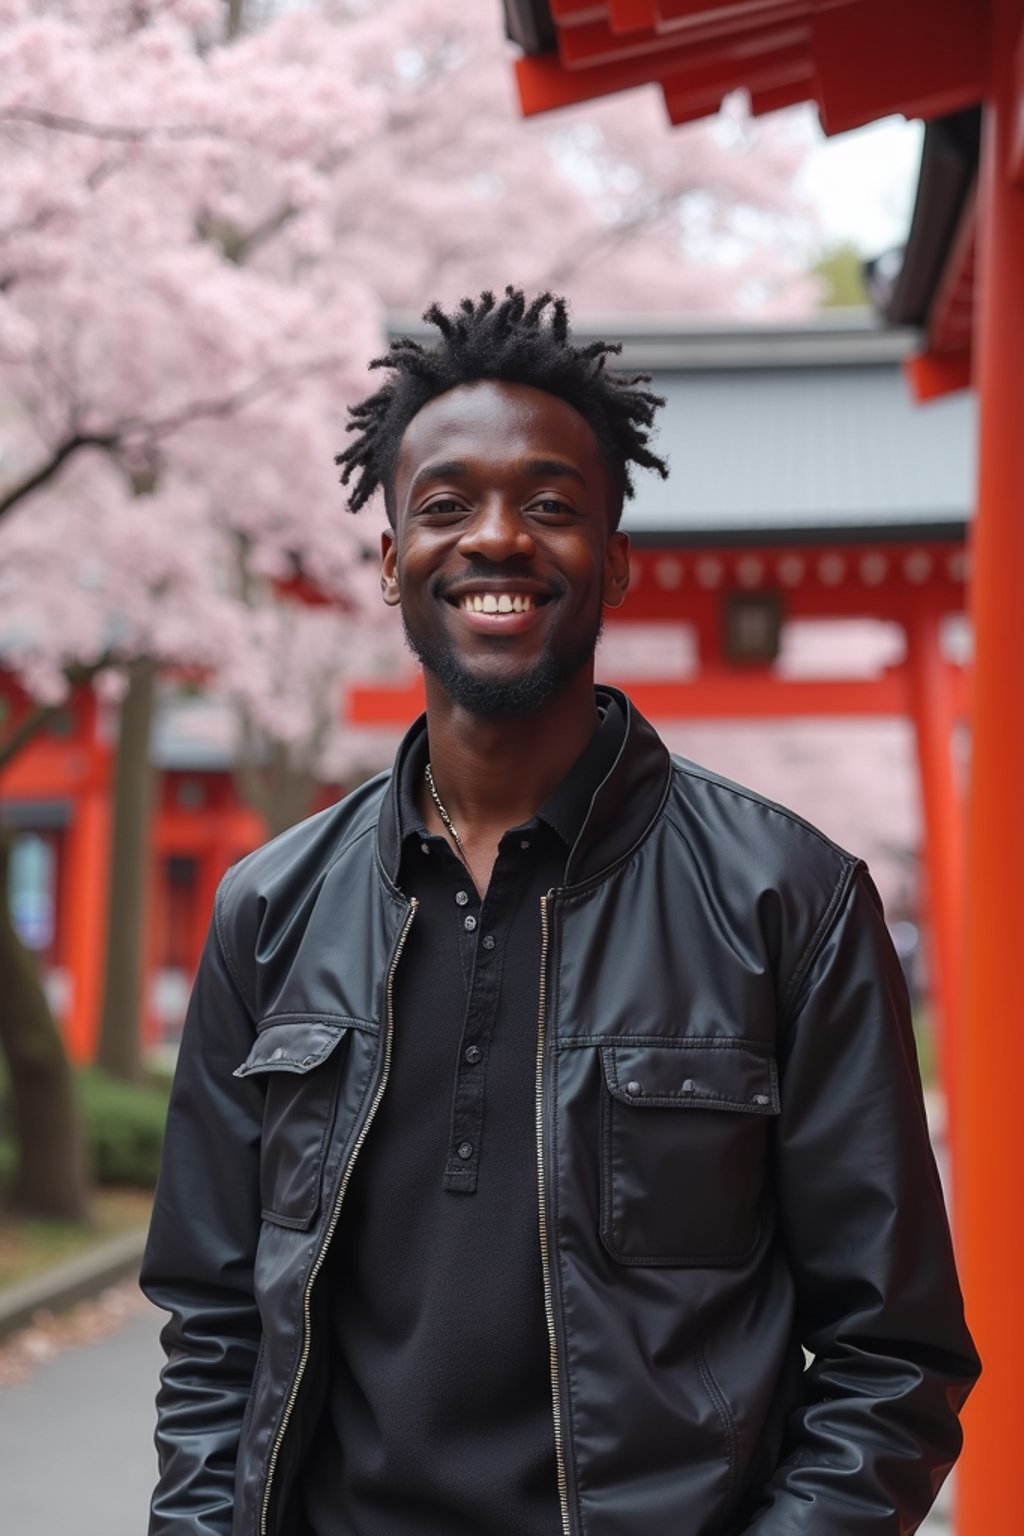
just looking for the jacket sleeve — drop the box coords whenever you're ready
[140,872,263,1536]
[743,864,980,1534]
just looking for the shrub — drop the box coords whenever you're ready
[77,1068,171,1188]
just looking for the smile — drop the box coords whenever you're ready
[458,593,541,614]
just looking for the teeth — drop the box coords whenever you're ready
[460,593,536,614]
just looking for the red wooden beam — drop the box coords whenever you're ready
[1011,17,1024,180]
[560,16,705,66]
[348,676,426,725]
[608,0,659,29]
[662,38,810,122]
[747,72,815,116]
[516,8,809,112]
[516,46,680,112]
[517,0,985,140]
[904,348,973,402]
[813,0,986,134]
[656,0,802,24]
[550,0,610,23]
[928,184,978,357]
[617,670,912,718]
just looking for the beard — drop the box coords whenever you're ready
[401,603,603,718]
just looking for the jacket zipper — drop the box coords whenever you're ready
[259,897,418,1536]
[536,892,573,1536]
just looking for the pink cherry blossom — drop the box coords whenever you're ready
[0,0,817,781]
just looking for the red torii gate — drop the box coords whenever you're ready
[493,5,1017,1531]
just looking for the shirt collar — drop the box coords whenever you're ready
[534,694,626,848]
[395,692,628,855]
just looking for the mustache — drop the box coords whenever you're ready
[434,564,566,600]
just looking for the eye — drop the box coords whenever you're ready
[529,497,574,520]
[418,497,467,520]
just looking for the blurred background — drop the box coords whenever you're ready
[0,2,1002,1532]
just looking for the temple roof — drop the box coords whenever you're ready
[501,4,984,399]
[502,1,984,134]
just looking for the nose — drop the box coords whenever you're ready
[456,495,536,562]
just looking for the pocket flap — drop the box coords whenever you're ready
[601,1040,779,1114]
[234,1019,351,1078]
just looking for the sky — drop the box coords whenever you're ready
[796,111,926,256]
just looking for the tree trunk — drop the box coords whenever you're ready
[235,713,320,841]
[0,822,92,1219]
[95,658,157,1081]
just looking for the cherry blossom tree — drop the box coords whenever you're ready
[0,0,818,1205]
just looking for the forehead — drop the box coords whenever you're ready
[394,380,605,492]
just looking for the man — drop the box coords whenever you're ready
[143,289,978,1536]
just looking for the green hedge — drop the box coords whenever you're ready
[0,1061,172,1194]
[77,1068,171,1188]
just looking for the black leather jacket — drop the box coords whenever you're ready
[142,689,978,1536]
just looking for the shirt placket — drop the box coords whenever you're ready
[443,834,528,1194]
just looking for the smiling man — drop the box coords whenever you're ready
[143,289,978,1536]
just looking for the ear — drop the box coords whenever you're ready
[380,529,401,607]
[602,531,630,609]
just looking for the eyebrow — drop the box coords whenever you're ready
[409,456,586,497]
[523,458,586,488]
[409,460,469,497]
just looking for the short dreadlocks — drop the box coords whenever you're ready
[337,287,668,528]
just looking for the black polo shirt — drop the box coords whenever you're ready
[302,697,626,1536]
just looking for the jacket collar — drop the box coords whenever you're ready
[376,686,672,890]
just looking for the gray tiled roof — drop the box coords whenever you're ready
[622,354,975,545]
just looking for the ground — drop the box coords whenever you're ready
[0,1187,151,1290]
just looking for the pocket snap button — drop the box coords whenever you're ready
[752,1093,770,1106]
[625,1080,643,1098]
[682,1078,696,1093]
[271,1047,284,1061]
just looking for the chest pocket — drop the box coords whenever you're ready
[235,1019,366,1230]
[599,1040,779,1267]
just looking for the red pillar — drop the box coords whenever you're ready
[904,602,965,1112]
[61,786,110,1062]
[955,0,1024,1527]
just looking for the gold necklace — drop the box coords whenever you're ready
[424,762,467,860]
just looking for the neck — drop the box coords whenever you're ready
[422,669,600,839]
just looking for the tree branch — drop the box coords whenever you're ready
[0,656,114,773]
[120,355,343,441]
[0,356,339,522]
[199,203,298,264]
[0,109,220,144]
[0,431,118,519]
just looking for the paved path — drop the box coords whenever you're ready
[0,1297,162,1536]
[0,1288,952,1534]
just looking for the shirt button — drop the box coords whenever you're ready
[481,934,495,950]
[464,1045,482,1064]
[520,838,531,850]
[420,842,430,855]
[455,890,470,906]
[463,914,477,932]
[456,1141,474,1160]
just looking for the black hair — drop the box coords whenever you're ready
[337,287,668,527]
